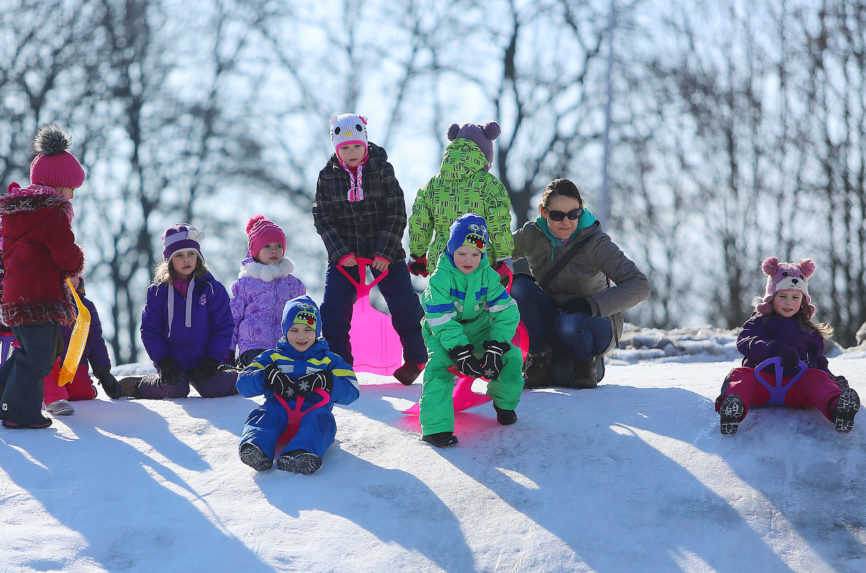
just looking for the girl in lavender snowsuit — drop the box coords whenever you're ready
[230,216,306,367]
[715,257,860,435]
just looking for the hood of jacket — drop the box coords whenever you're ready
[436,139,489,181]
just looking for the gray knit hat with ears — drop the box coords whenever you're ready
[447,121,501,170]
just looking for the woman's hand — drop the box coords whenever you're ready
[372,256,390,272]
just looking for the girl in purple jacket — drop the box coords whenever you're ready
[230,216,305,367]
[117,224,237,399]
[715,257,860,434]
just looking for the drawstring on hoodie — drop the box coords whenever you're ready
[166,276,196,338]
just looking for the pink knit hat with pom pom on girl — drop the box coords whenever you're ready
[754,257,816,319]
[246,215,286,259]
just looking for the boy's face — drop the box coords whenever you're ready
[256,242,284,265]
[286,323,316,351]
[453,245,482,274]
[337,143,366,168]
[773,290,803,318]
[170,250,198,278]
[55,186,75,200]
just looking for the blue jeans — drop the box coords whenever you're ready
[510,275,612,359]
[320,261,426,365]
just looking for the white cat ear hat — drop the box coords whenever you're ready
[330,113,368,154]
[754,257,816,319]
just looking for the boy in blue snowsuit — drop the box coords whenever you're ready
[237,295,359,474]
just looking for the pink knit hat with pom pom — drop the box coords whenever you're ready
[755,257,816,318]
[246,215,286,259]
[447,121,501,170]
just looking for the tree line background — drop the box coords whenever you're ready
[1,0,865,364]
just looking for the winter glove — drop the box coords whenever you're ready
[94,369,122,400]
[157,357,185,386]
[448,344,485,379]
[408,254,429,277]
[263,364,300,399]
[480,340,510,380]
[297,370,334,394]
[774,344,801,375]
[493,260,513,287]
[188,357,220,382]
[562,297,592,315]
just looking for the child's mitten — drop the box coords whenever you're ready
[408,255,429,277]
[263,364,300,399]
[297,370,334,394]
[448,344,485,378]
[157,357,185,386]
[480,340,510,380]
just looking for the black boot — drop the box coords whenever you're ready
[522,351,553,388]
[831,388,860,433]
[422,432,458,448]
[277,449,322,474]
[117,376,142,398]
[393,362,425,385]
[719,395,745,435]
[239,442,273,471]
[493,404,517,425]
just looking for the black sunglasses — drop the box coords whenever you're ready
[547,207,583,222]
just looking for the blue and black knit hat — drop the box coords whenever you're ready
[446,213,488,263]
[281,295,322,339]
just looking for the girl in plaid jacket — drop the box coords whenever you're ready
[312,113,427,385]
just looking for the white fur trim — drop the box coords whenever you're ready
[237,257,295,282]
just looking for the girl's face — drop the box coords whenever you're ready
[773,290,803,318]
[337,143,366,168]
[453,245,482,274]
[256,242,285,265]
[55,186,75,200]
[540,194,582,240]
[171,250,198,278]
[286,324,316,351]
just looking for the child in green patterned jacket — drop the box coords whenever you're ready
[408,122,514,278]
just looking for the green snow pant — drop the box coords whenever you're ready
[420,318,523,435]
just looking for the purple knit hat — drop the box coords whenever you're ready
[162,224,204,261]
[447,121,501,170]
[29,125,86,189]
[755,257,816,318]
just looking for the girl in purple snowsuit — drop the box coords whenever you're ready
[715,257,860,435]
[230,215,306,367]
[117,224,237,399]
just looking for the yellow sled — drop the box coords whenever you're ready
[58,278,90,386]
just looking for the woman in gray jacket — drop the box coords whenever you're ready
[511,178,650,388]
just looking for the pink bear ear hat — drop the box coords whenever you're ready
[755,256,816,318]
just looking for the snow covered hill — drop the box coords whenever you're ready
[2,350,865,572]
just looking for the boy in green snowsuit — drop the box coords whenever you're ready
[419,213,523,448]
[408,122,514,277]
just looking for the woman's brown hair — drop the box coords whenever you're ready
[541,178,583,209]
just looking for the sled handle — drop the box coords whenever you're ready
[754,356,808,386]
[336,257,389,296]
[274,388,332,444]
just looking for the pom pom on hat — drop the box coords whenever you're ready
[29,124,86,189]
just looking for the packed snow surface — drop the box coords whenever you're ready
[2,330,865,572]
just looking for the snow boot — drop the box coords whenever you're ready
[421,432,458,448]
[46,400,74,416]
[277,449,322,474]
[493,403,517,425]
[393,362,425,385]
[719,394,745,435]
[831,388,860,433]
[3,415,52,429]
[522,351,553,389]
[239,442,273,471]
[116,376,142,398]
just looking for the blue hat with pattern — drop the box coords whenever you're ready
[281,295,322,339]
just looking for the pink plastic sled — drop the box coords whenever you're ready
[337,257,404,376]
[403,261,530,415]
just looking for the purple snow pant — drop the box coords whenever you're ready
[137,369,239,399]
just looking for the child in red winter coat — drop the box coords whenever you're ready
[715,257,860,435]
[0,125,86,429]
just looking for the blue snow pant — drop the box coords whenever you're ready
[240,398,337,459]
[510,276,612,358]
[0,323,60,425]
[320,260,427,366]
